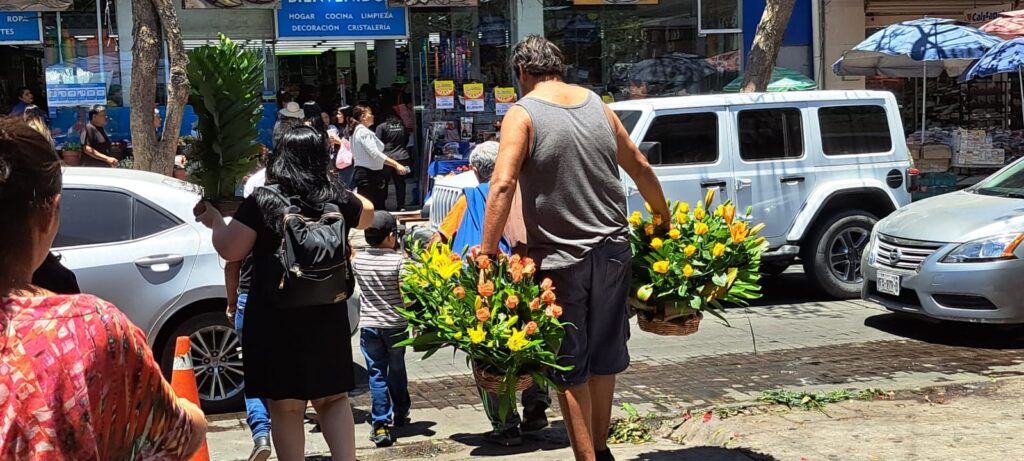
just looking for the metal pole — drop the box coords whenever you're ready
[921,60,927,145]
[96,0,104,82]
[56,12,63,64]
[1018,67,1023,130]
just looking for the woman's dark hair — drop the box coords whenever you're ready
[257,126,342,230]
[510,35,567,78]
[0,117,62,292]
[350,104,372,132]
[302,101,326,133]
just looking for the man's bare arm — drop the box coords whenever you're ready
[605,105,670,222]
[481,105,531,255]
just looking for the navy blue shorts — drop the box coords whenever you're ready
[541,240,632,388]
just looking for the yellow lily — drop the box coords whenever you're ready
[713,243,726,258]
[683,264,695,277]
[650,238,664,251]
[684,244,697,257]
[694,207,706,220]
[668,228,681,240]
[628,211,643,227]
[704,188,715,209]
[723,204,736,225]
[507,328,530,352]
[468,323,487,344]
[695,222,709,236]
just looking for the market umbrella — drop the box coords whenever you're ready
[980,10,1024,39]
[833,18,1002,143]
[961,38,1024,128]
[722,67,816,92]
[628,53,717,90]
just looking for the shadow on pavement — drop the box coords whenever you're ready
[746,270,832,308]
[393,420,438,439]
[631,446,780,461]
[864,313,1024,349]
[449,421,570,456]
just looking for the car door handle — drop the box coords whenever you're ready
[700,180,727,189]
[780,176,805,184]
[736,178,752,191]
[135,254,184,270]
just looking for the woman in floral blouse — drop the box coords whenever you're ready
[0,118,207,460]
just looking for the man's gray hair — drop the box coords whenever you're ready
[470,141,499,182]
[509,35,566,78]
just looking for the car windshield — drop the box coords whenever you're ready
[615,110,642,135]
[976,160,1024,198]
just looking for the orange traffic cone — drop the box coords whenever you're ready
[172,336,211,461]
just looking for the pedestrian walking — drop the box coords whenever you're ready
[480,35,670,461]
[376,114,412,211]
[0,117,207,460]
[352,211,412,448]
[196,127,375,461]
[80,105,119,167]
[350,104,411,210]
[330,105,355,188]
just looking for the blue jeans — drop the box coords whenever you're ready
[236,293,271,439]
[360,327,411,426]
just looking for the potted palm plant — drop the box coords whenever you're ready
[186,34,263,215]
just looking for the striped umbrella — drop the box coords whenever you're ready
[723,67,816,92]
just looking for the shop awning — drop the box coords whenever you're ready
[865,0,1009,18]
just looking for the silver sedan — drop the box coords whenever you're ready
[861,159,1024,323]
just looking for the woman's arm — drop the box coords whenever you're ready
[357,127,409,174]
[194,202,258,262]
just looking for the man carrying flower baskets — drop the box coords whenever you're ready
[481,36,670,461]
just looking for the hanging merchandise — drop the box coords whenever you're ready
[435,80,455,110]
[464,83,484,112]
[495,87,516,116]
[460,116,474,141]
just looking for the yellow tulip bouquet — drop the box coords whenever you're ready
[629,189,767,334]
[397,243,572,418]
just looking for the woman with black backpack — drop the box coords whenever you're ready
[195,126,374,461]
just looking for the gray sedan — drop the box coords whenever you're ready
[56,167,359,412]
[862,159,1024,323]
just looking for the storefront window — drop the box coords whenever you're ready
[543,0,741,101]
[699,0,741,33]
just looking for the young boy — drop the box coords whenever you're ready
[352,211,411,448]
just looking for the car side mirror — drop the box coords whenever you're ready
[639,141,662,165]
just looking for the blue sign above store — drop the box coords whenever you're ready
[277,0,408,40]
[0,12,42,44]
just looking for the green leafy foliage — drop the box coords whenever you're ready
[186,34,263,200]
[607,403,657,445]
[758,389,891,410]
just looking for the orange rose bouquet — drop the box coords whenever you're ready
[629,189,767,335]
[398,243,572,418]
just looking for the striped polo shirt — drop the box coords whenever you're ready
[352,248,408,329]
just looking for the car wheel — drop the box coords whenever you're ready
[160,311,245,414]
[803,210,877,299]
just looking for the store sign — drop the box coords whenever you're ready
[184,0,280,8]
[963,4,1013,25]
[573,0,658,4]
[388,0,477,6]
[0,0,71,11]
[47,83,107,108]
[494,87,516,116]
[435,80,455,109]
[277,0,408,40]
[0,12,41,44]
[464,83,484,112]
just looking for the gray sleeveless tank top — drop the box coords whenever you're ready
[516,90,628,270]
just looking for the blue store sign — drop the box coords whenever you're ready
[47,83,108,108]
[277,0,408,40]
[0,12,42,44]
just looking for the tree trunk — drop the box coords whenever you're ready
[130,0,188,176]
[741,0,797,93]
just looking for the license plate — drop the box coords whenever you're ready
[877,271,901,296]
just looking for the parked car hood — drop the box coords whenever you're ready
[877,191,1024,243]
